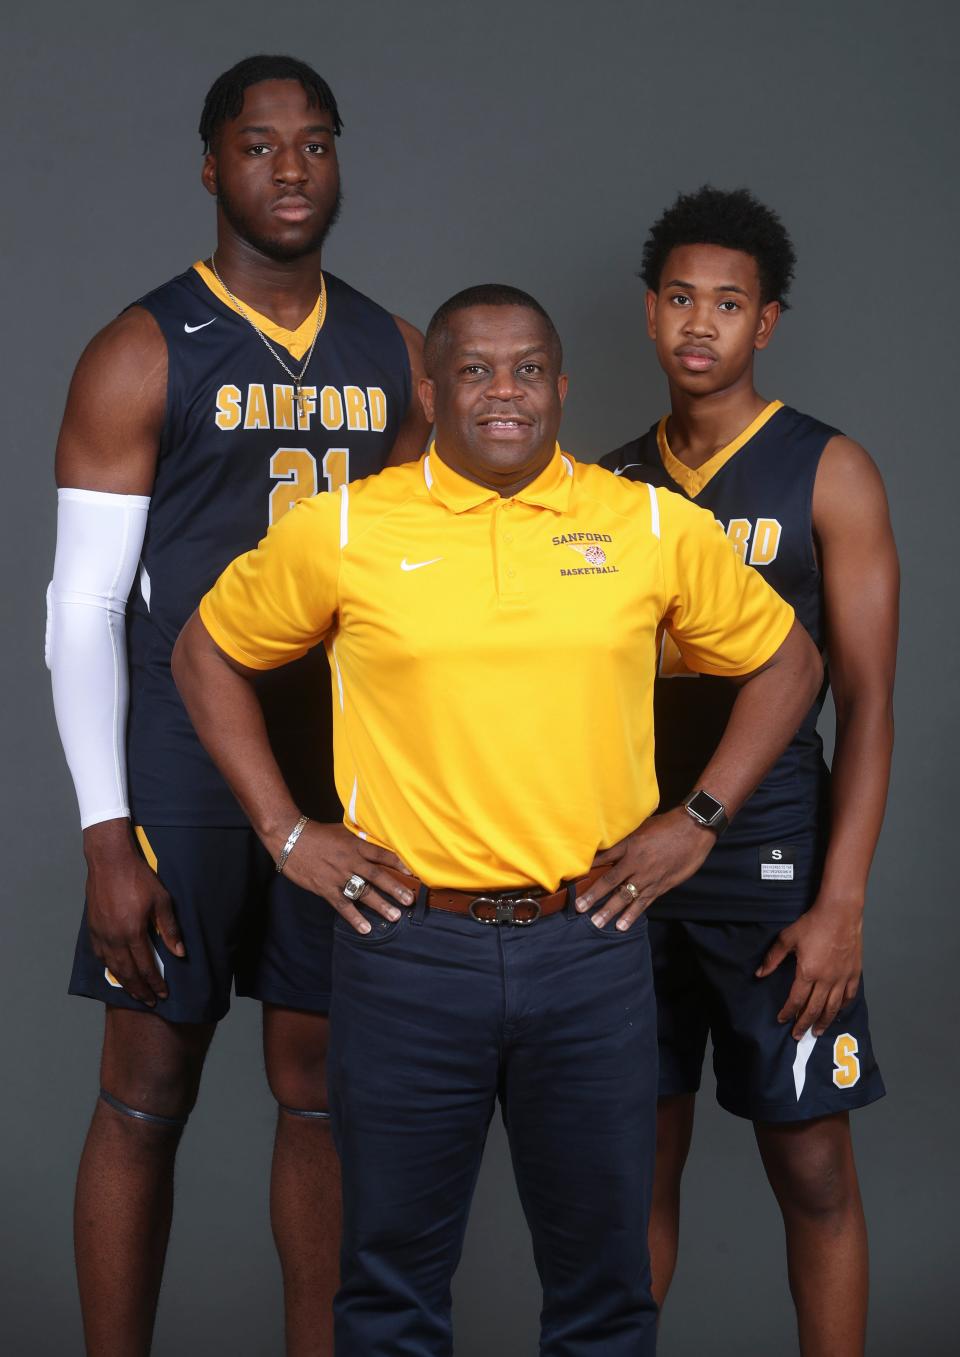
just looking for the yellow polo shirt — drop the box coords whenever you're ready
[199,446,795,890]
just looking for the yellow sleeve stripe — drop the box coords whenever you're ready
[198,595,301,672]
[692,604,796,679]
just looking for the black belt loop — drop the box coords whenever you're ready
[411,884,429,926]
[564,879,580,919]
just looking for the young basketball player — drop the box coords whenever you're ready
[602,186,898,1356]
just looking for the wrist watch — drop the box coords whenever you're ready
[683,789,729,836]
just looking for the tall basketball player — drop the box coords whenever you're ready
[602,187,898,1356]
[47,55,429,1357]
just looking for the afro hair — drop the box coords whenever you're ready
[641,186,796,309]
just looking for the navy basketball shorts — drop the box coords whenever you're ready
[328,890,659,1356]
[649,917,885,1122]
[68,825,334,1024]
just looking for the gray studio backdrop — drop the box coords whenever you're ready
[2,2,956,1353]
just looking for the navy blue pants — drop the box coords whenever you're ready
[328,888,659,1356]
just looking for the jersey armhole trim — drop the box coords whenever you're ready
[806,440,831,580]
[126,302,174,459]
[391,315,414,419]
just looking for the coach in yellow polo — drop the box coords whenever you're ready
[173,284,821,1357]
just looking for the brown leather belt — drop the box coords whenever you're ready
[381,865,606,926]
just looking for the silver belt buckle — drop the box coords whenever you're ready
[468,895,542,926]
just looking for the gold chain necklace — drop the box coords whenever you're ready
[210,254,326,421]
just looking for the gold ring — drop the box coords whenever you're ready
[621,881,640,902]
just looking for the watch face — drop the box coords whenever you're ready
[687,790,723,823]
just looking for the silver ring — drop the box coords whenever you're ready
[620,881,640,902]
[342,874,369,902]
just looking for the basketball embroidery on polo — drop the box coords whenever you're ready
[553,532,620,578]
[566,541,611,565]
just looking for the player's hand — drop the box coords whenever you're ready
[277,821,415,934]
[83,818,185,1007]
[755,901,864,1039]
[575,807,718,930]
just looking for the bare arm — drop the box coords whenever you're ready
[53,307,183,1004]
[387,314,432,465]
[172,613,415,931]
[578,620,824,924]
[56,306,167,492]
[757,436,899,1035]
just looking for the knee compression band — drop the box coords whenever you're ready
[99,1088,188,1129]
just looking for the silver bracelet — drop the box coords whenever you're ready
[275,814,309,874]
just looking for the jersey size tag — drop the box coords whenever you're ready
[759,845,795,881]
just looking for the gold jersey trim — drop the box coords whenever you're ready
[657,399,784,498]
[134,825,159,873]
[192,260,326,361]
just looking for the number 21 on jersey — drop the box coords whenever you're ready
[268,447,349,524]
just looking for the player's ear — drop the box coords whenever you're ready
[201,152,218,198]
[754,299,781,351]
[645,290,658,340]
[418,377,436,424]
[557,373,569,406]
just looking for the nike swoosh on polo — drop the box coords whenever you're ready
[400,557,443,571]
[184,318,216,333]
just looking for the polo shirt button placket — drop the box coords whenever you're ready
[502,501,522,597]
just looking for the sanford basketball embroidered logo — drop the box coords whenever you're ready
[552,531,619,577]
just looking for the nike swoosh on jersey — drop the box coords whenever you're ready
[400,557,443,571]
[184,318,216,333]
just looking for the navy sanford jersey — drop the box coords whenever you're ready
[126,262,411,825]
[602,400,837,921]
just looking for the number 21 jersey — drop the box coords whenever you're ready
[126,261,411,825]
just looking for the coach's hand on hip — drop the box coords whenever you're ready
[576,807,716,930]
[275,820,414,934]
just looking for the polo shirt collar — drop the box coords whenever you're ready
[422,442,574,514]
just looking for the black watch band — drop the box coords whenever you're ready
[684,789,729,836]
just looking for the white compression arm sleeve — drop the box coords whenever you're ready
[47,488,150,829]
